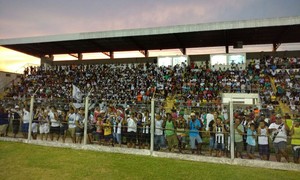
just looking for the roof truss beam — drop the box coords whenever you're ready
[69,53,83,60]
[273,43,281,52]
[102,51,114,59]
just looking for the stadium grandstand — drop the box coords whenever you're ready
[0,16,300,167]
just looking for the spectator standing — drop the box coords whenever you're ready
[0,106,9,137]
[164,113,180,152]
[290,118,300,164]
[234,118,244,158]
[257,121,270,160]
[127,113,137,148]
[246,123,257,159]
[22,106,30,139]
[49,106,60,141]
[189,112,202,154]
[176,114,187,151]
[154,114,165,151]
[66,108,76,143]
[208,119,215,156]
[214,117,225,157]
[269,114,290,162]
[75,109,84,144]
[205,111,214,131]
[38,107,49,141]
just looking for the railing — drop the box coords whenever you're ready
[1,95,299,163]
[1,115,299,164]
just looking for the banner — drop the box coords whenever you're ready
[72,85,82,102]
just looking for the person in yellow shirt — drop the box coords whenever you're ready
[103,119,113,146]
[290,118,300,164]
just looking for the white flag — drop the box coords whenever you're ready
[72,85,82,101]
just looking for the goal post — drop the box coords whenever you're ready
[221,93,261,160]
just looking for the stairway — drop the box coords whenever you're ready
[269,76,291,115]
[164,95,175,113]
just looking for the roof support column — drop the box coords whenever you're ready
[225,45,229,54]
[139,50,149,57]
[40,55,54,66]
[69,53,83,60]
[224,30,229,54]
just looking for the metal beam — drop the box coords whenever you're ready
[69,53,83,60]
[272,43,281,52]
[180,48,186,55]
[102,51,114,59]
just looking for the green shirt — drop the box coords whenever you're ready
[165,121,175,136]
[235,124,244,142]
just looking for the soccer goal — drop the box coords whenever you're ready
[221,93,261,160]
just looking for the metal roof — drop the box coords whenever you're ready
[1,16,300,57]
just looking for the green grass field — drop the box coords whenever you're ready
[0,141,299,180]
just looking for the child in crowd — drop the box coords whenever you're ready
[214,117,225,157]
[103,118,113,146]
[246,123,257,159]
[96,115,103,145]
[257,120,269,160]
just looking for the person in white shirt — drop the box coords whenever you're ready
[269,114,290,162]
[67,108,76,143]
[257,121,270,160]
[75,109,84,144]
[38,107,49,141]
[22,106,30,139]
[115,111,123,146]
[154,114,165,151]
[206,112,214,131]
[48,106,60,141]
[126,113,137,148]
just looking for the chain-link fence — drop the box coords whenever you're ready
[0,97,299,164]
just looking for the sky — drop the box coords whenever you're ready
[0,0,300,72]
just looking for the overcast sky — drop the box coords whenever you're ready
[1,0,300,39]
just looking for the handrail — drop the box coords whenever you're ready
[14,63,40,74]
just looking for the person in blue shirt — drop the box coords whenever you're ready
[246,123,257,159]
[189,112,203,155]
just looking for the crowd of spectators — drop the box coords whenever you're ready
[0,102,300,163]
[1,56,299,118]
[1,56,300,163]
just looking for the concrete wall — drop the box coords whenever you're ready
[0,71,21,92]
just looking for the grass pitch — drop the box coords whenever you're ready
[0,141,299,180]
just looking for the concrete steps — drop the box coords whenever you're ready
[269,76,291,115]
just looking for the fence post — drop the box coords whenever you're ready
[83,95,89,145]
[150,98,155,155]
[229,101,235,160]
[28,95,34,141]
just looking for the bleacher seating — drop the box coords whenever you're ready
[2,56,300,116]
